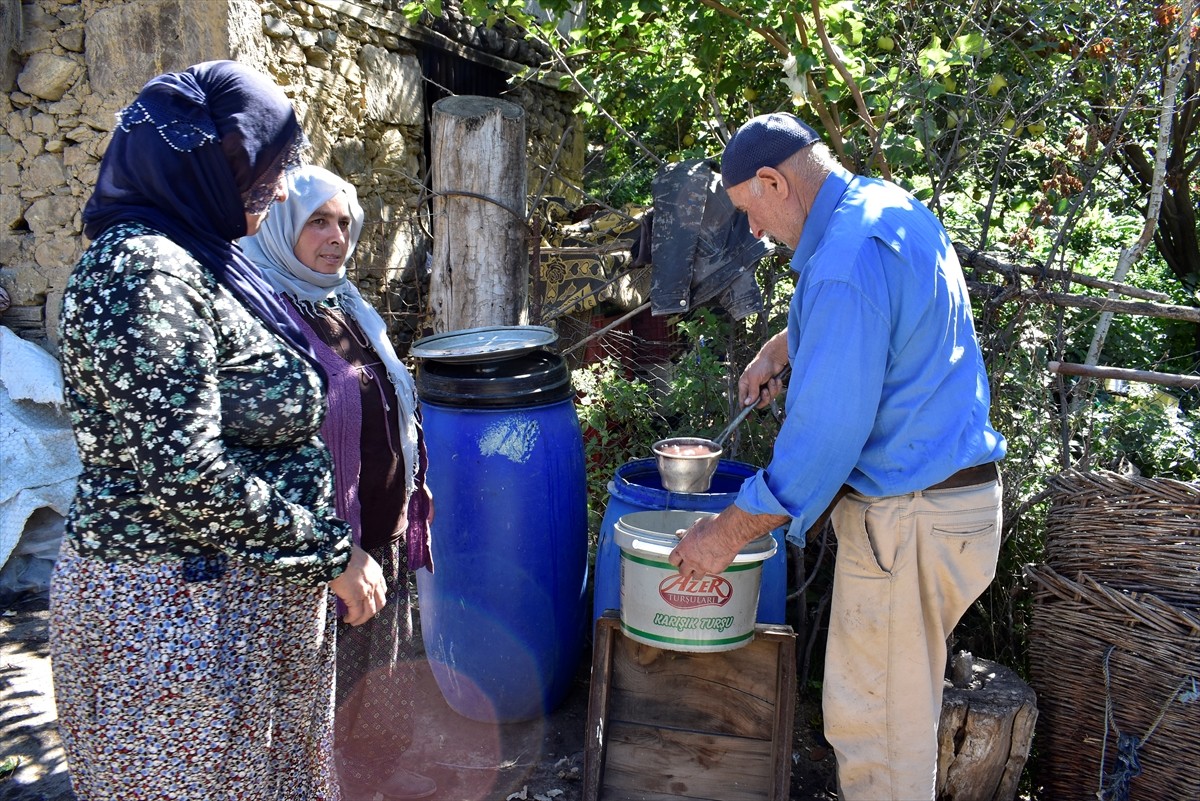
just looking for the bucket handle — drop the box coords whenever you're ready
[625,536,776,564]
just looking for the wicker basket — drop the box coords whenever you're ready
[1027,470,1200,800]
[1041,470,1200,611]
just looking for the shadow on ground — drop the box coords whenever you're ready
[0,598,835,800]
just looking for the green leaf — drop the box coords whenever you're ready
[918,40,952,78]
[953,32,988,57]
[401,1,429,23]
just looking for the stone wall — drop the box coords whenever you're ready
[0,0,584,353]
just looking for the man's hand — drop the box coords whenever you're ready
[669,505,789,577]
[739,331,789,409]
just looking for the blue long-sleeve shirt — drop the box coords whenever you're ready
[735,166,1007,546]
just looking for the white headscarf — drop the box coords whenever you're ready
[240,164,420,507]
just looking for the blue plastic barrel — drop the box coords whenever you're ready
[593,458,787,626]
[414,350,588,723]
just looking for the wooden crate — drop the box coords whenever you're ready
[584,612,796,801]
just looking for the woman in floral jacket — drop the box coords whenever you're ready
[50,61,384,800]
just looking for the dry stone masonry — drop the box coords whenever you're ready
[1,0,583,353]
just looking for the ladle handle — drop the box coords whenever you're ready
[712,401,758,448]
[712,364,791,447]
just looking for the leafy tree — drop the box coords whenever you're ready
[411,2,1196,288]
[412,0,1200,688]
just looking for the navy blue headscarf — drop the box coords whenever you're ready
[82,60,316,363]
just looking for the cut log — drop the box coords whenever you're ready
[428,95,529,331]
[937,652,1038,801]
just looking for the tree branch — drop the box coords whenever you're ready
[966,281,1200,323]
[791,11,850,164]
[1047,360,1200,390]
[808,0,891,179]
[696,0,789,52]
[955,243,1173,302]
[1084,0,1195,366]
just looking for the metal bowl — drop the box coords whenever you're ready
[652,437,723,494]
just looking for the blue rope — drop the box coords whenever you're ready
[1097,733,1141,801]
[1096,646,1197,801]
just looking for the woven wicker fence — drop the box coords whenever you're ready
[1026,470,1200,800]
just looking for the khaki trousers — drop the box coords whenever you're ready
[823,480,1002,800]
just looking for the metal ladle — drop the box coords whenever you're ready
[653,365,790,494]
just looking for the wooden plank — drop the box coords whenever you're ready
[308,0,572,89]
[770,626,797,797]
[1,305,45,339]
[583,617,619,801]
[607,632,780,737]
[601,722,774,801]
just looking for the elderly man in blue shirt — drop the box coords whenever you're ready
[668,112,1007,801]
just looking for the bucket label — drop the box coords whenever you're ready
[657,573,733,609]
[651,612,735,632]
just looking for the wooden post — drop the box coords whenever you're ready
[1048,360,1200,390]
[428,96,529,332]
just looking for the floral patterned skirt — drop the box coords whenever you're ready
[49,540,339,800]
[334,540,424,783]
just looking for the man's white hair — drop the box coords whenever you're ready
[746,142,837,197]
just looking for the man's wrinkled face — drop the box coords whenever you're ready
[725,171,802,250]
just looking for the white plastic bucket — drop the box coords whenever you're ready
[614,509,777,652]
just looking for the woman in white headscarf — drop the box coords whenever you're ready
[241,165,435,801]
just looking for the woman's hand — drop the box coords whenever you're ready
[329,545,387,625]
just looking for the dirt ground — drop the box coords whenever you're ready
[0,594,837,801]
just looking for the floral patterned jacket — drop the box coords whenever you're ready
[58,223,352,586]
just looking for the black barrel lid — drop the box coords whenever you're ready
[416,349,573,408]
[410,325,558,364]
